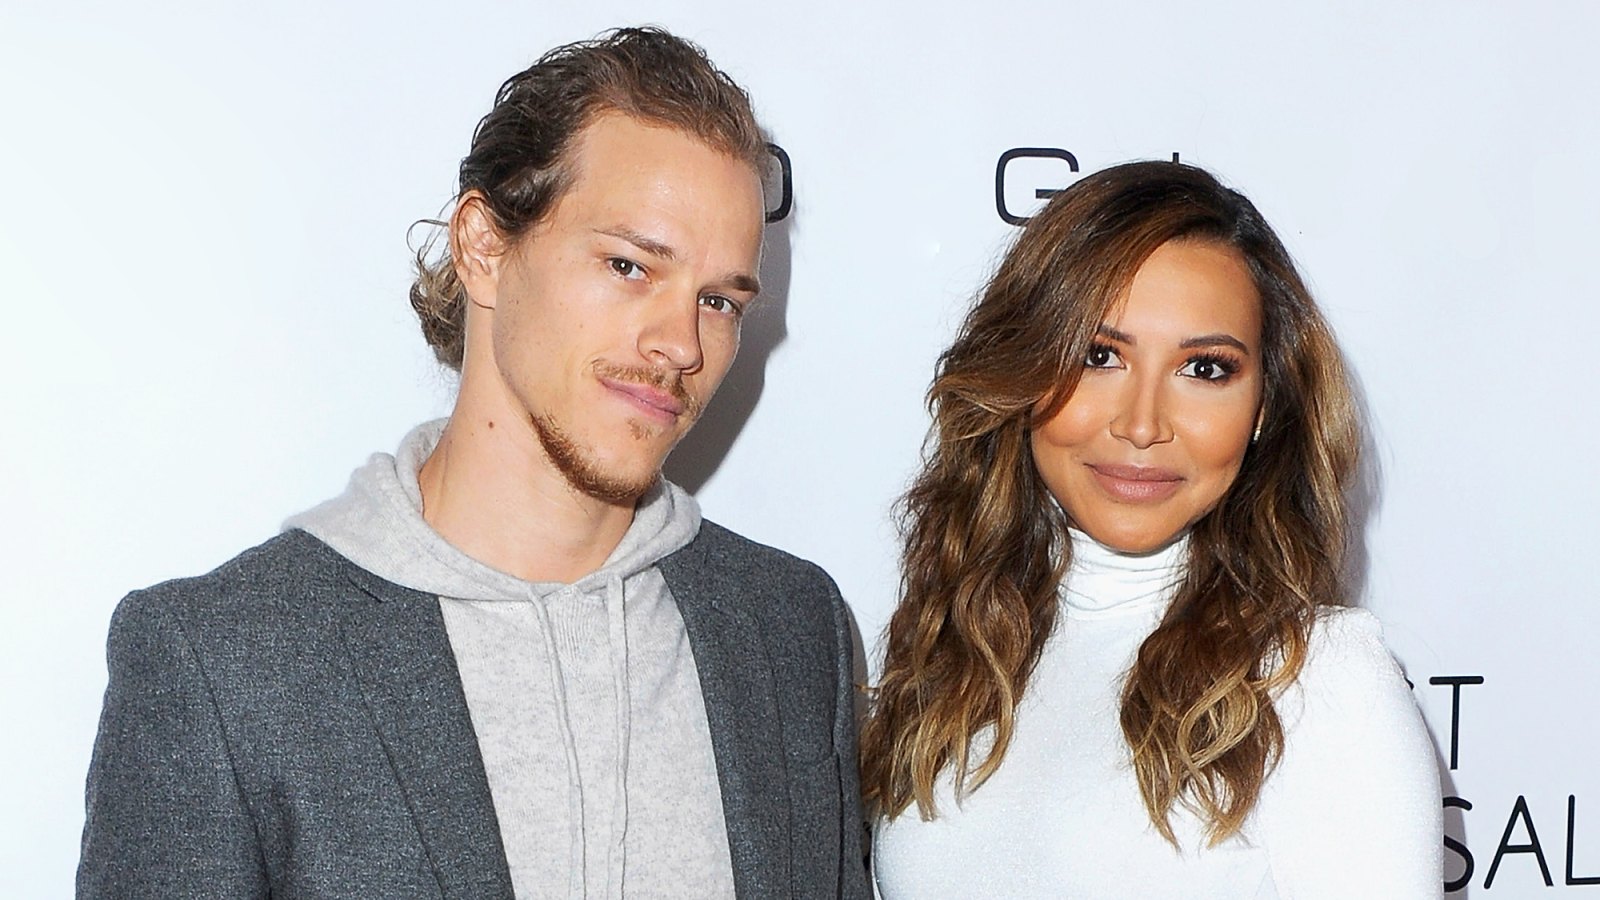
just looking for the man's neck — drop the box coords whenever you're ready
[416,410,636,585]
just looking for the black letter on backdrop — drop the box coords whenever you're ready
[1429,675,1484,770]
[765,143,793,224]
[995,148,1079,225]
[1569,795,1600,885]
[1486,795,1554,888]
[1443,796,1474,893]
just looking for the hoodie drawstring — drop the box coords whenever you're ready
[530,575,633,900]
[528,596,587,900]
[603,572,631,900]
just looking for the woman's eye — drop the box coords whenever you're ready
[1180,356,1237,381]
[1086,345,1120,368]
[608,257,645,279]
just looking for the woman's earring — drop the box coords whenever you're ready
[1251,423,1263,444]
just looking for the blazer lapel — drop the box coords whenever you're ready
[333,564,515,900]
[660,535,791,899]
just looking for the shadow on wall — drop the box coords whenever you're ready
[659,198,877,749]
[1417,715,1470,898]
[1343,361,1382,609]
[662,199,879,801]
[1348,364,1464,895]
[1441,761,1469,898]
[664,210,793,494]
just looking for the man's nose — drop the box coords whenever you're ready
[638,290,704,372]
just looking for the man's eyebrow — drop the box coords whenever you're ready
[717,272,762,297]
[1180,333,1251,353]
[596,226,678,261]
[597,225,760,296]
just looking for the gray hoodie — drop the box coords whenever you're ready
[286,420,735,899]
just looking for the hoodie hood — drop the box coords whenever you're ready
[284,418,723,900]
[284,418,702,601]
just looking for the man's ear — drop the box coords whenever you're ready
[451,191,506,309]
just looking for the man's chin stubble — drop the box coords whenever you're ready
[531,412,665,505]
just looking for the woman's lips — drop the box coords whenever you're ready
[1086,463,1184,502]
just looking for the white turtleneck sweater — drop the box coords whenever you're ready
[873,530,1443,899]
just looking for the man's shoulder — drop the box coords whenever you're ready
[662,520,848,652]
[115,530,350,630]
[677,519,838,594]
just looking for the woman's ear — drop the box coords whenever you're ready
[450,191,507,309]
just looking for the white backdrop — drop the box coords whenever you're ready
[4,1,1597,895]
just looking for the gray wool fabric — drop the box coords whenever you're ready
[78,427,873,899]
[286,420,734,899]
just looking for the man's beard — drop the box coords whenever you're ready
[532,363,702,504]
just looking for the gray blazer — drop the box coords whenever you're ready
[78,524,870,899]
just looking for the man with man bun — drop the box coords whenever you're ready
[79,27,869,899]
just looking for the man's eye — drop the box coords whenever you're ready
[700,294,741,316]
[608,258,644,279]
[1086,344,1120,368]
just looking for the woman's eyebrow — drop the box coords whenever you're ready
[1179,333,1250,353]
[1097,325,1250,354]
[1096,324,1136,344]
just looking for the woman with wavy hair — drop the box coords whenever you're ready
[865,162,1442,897]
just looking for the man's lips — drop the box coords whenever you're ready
[1086,463,1184,502]
[600,376,686,422]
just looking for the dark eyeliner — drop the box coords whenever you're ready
[1187,352,1241,381]
[1086,341,1119,367]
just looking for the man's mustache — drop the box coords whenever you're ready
[593,362,703,420]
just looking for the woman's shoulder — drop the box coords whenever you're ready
[1284,605,1418,724]
[1257,607,1444,893]
[1306,605,1394,665]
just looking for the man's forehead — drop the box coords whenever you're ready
[534,114,764,291]
[557,116,760,216]
[561,112,765,206]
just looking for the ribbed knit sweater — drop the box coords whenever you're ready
[874,529,1443,899]
[287,420,735,900]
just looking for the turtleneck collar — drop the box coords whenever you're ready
[1060,527,1189,617]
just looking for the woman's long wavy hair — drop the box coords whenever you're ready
[861,161,1359,846]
